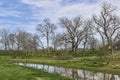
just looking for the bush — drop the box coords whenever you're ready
[96,46,110,58]
[56,55,73,60]
[69,50,96,57]
[85,62,107,67]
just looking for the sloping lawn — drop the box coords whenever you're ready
[0,57,72,80]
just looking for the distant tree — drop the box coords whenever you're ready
[8,33,16,50]
[60,16,84,54]
[0,28,9,50]
[16,30,24,50]
[83,20,93,51]
[34,34,44,50]
[93,2,120,58]
[52,33,71,50]
[32,34,41,51]
[36,18,56,54]
[85,20,98,51]
[16,30,39,55]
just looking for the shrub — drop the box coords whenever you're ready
[56,55,73,60]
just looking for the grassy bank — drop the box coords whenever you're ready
[0,56,73,80]
[10,56,120,75]
[1,50,120,79]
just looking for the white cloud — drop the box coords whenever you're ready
[56,2,100,18]
[21,0,61,8]
[21,0,120,21]
[0,26,7,30]
[15,22,38,33]
[0,11,20,17]
[0,7,21,17]
[1,0,119,33]
[0,19,36,33]
[19,0,120,33]
[20,0,101,21]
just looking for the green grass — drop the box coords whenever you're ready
[1,50,120,79]
[10,56,120,75]
[0,56,73,80]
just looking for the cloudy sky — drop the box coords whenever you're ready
[0,0,120,33]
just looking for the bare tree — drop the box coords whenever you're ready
[16,30,30,51]
[16,30,39,55]
[93,2,120,58]
[60,16,84,54]
[8,33,16,50]
[52,33,71,50]
[83,20,94,51]
[32,34,44,50]
[82,19,99,53]
[16,30,24,50]
[33,34,45,50]
[36,18,56,54]
[87,36,98,51]
[0,28,9,50]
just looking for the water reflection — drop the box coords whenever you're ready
[15,63,120,80]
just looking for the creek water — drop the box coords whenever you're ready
[15,63,120,80]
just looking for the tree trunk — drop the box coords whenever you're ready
[83,42,86,51]
[108,39,114,59]
[47,32,50,55]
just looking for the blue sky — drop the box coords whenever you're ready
[0,0,120,33]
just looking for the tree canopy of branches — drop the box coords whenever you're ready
[93,2,120,58]
[60,16,84,54]
[36,18,56,53]
[83,20,98,51]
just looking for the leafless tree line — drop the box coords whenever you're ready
[0,2,120,58]
[0,29,39,52]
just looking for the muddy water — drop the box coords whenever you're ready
[15,63,120,80]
